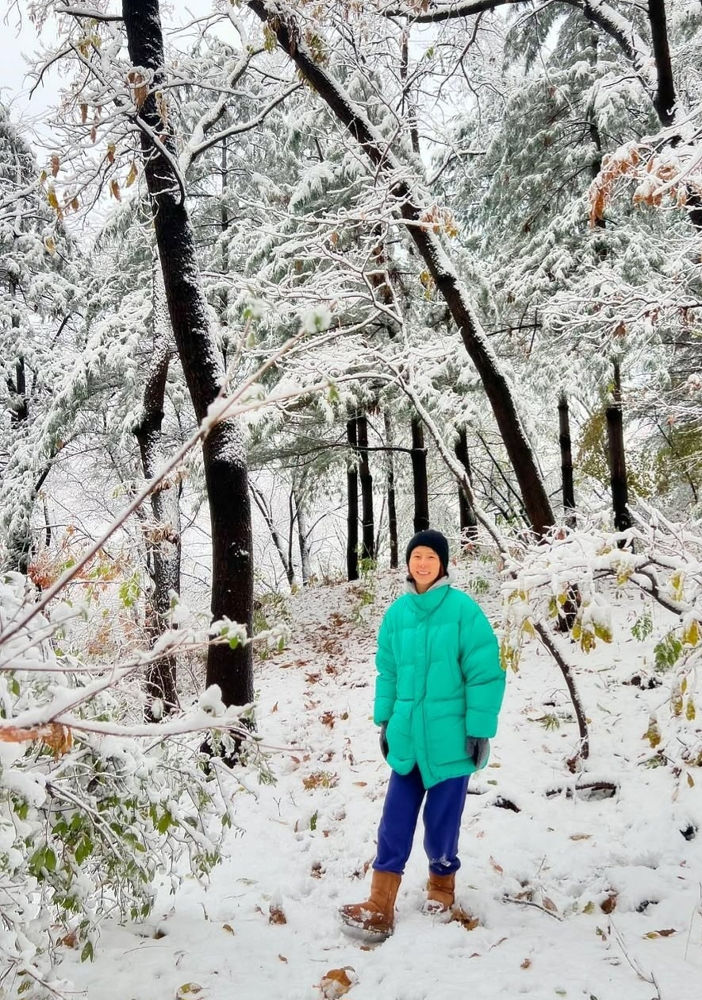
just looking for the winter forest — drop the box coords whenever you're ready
[1,1,702,998]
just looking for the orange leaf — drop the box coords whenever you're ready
[319,967,356,999]
[0,723,73,756]
[450,906,480,931]
[600,892,618,914]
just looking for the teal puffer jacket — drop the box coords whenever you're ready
[373,581,505,788]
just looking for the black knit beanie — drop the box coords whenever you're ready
[405,529,449,575]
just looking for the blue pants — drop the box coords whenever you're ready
[373,767,469,876]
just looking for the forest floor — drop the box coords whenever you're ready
[64,560,702,1000]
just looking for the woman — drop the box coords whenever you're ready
[339,529,505,938]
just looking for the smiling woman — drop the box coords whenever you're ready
[340,528,506,940]
[406,528,449,593]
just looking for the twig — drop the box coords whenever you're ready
[502,895,563,921]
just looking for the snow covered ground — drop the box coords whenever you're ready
[64,562,702,1000]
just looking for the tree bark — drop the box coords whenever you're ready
[648,0,676,126]
[247,1,554,536]
[384,410,398,569]
[558,393,577,529]
[454,426,479,543]
[606,388,632,538]
[411,415,430,532]
[133,261,181,720]
[293,474,312,585]
[250,482,295,587]
[123,0,253,713]
[346,415,359,580]
[356,412,375,562]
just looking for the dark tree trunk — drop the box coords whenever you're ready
[454,426,479,543]
[346,416,359,581]
[356,412,375,562]
[248,1,554,537]
[648,0,676,126]
[606,379,632,538]
[558,393,577,529]
[384,411,398,569]
[133,264,181,720]
[411,415,430,532]
[123,0,253,713]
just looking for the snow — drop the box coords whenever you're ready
[60,563,702,1000]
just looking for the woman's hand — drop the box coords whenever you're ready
[465,736,489,769]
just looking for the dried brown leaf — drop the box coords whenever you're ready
[319,967,356,999]
[450,906,479,931]
[269,904,287,925]
[600,892,618,914]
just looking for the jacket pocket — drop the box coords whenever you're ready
[387,700,413,762]
[425,704,467,765]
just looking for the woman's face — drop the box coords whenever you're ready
[408,546,443,593]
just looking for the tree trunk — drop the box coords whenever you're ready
[606,363,631,538]
[648,0,676,126]
[248,1,554,537]
[293,475,312,585]
[384,411,398,569]
[411,415,430,532]
[250,482,295,587]
[558,392,577,529]
[123,0,253,714]
[356,412,375,562]
[346,415,359,581]
[606,404,632,537]
[133,260,181,720]
[454,426,479,544]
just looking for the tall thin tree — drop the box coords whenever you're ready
[123,1,254,717]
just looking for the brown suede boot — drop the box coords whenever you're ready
[339,870,402,939]
[424,871,455,914]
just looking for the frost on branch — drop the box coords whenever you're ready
[501,514,702,774]
[0,575,239,996]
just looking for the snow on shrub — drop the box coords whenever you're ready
[500,510,702,773]
[0,574,236,998]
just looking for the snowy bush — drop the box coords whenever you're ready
[0,574,235,998]
[500,511,702,775]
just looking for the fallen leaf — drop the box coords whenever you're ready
[489,856,504,874]
[542,897,558,913]
[222,923,235,935]
[176,985,203,999]
[450,906,479,931]
[319,966,357,999]
[278,954,288,963]
[521,958,532,969]
[269,904,287,925]
[569,833,591,841]
[600,892,618,914]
